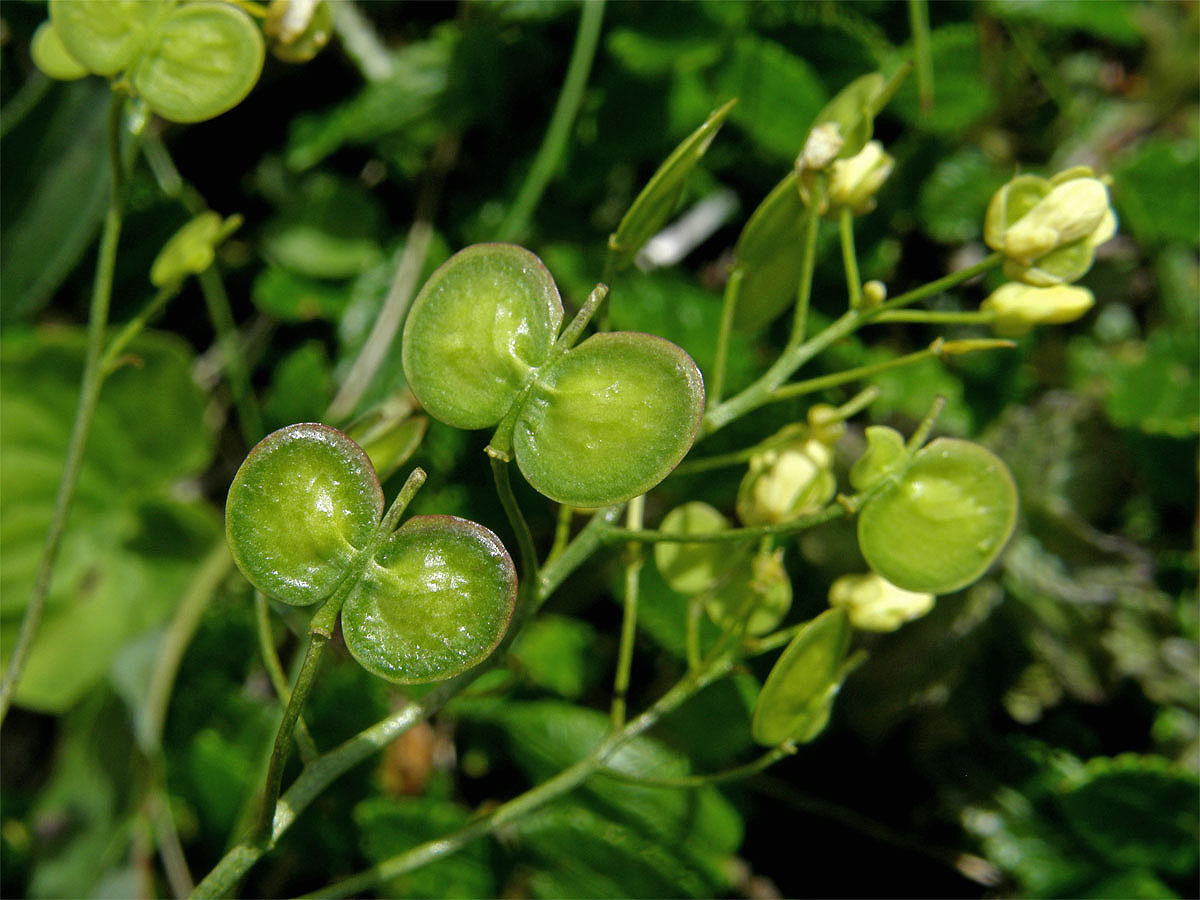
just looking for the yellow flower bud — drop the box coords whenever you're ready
[827,141,894,215]
[984,170,1117,286]
[738,436,836,526]
[862,280,888,306]
[828,572,935,632]
[981,282,1095,336]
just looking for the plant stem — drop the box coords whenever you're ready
[708,267,743,408]
[490,456,540,586]
[100,285,177,374]
[602,502,849,545]
[197,266,263,446]
[254,630,329,841]
[254,592,319,764]
[767,342,943,405]
[546,502,575,564]
[610,495,644,728]
[301,652,736,899]
[839,207,863,309]
[599,745,793,788]
[0,94,129,726]
[788,179,823,349]
[700,252,1003,439]
[495,0,606,243]
[870,308,996,325]
[907,0,934,115]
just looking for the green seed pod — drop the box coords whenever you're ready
[341,516,516,684]
[512,332,704,507]
[402,244,563,430]
[751,607,850,746]
[857,438,1017,594]
[654,502,749,596]
[403,244,705,507]
[705,548,792,636]
[31,21,89,81]
[226,423,384,607]
[131,2,266,123]
[150,211,242,289]
[49,0,162,77]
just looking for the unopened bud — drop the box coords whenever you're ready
[797,122,845,172]
[828,141,894,215]
[981,282,1095,337]
[828,572,934,632]
[862,280,887,306]
[738,436,836,527]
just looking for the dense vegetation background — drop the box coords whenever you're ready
[1,1,1197,897]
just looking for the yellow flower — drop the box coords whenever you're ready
[982,282,1095,336]
[828,572,935,632]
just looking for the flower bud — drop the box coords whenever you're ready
[828,141,894,215]
[984,169,1116,286]
[797,122,845,173]
[862,280,888,307]
[738,434,836,526]
[828,572,934,632]
[981,282,1095,336]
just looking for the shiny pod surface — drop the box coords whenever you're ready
[341,516,516,684]
[513,332,705,507]
[705,549,792,636]
[226,424,383,606]
[402,244,563,430]
[653,501,749,596]
[132,2,265,123]
[857,438,1018,594]
[751,607,850,746]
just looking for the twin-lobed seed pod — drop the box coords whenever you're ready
[34,0,267,123]
[402,244,706,508]
[225,424,516,684]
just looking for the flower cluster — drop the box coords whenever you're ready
[982,167,1117,336]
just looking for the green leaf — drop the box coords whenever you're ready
[1,80,111,324]
[890,25,996,134]
[251,266,353,322]
[225,423,384,607]
[355,794,496,899]
[1103,328,1200,437]
[513,332,705,507]
[752,607,851,746]
[918,147,1010,243]
[0,329,217,712]
[1112,139,1200,246]
[132,1,265,123]
[715,35,826,161]
[262,341,334,432]
[402,244,563,430]
[987,0,1141,46]
[341,515,516,684]
[608,98,735,270]
[731,171,809,330]
[857,438,1018,594]
[511,614,602,699]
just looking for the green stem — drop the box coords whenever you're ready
[708,267,743,409]
[839,207,863,310]
[788,179,823,348]
[254,592,319,764]
[490,456,540,586]
[600,745,793,788]
[301,653,736,899]
[551,282,609,357]
[100,285,177,374]
[192,502,627,896]
[686,596,703,671]
[546,503,575,564]
[907,0,934,115]
[610,495,644,728]
[602,501,849,545]
[197,265,262,446]
[768,343,943,405]
[700,252,1003,440]
[0,95,129,726]
[255,630,329,841]
[495,0,606,243]
[673,445,760,476]
[870,309,996,325]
